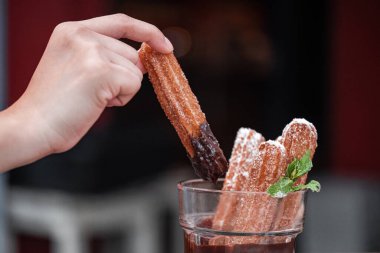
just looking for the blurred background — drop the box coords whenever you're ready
[0,0,379,252]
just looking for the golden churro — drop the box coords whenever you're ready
[212,128,264,230]
[211,118,317,245]
[224,128,265,191]
[273,118,318,232]
[231,140,287,244]
[139,43,228,182]
[211,139,287,245]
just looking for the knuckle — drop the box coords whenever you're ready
[129,72,143,91]
[131,81,142,95]
[128,50,139,64]
[135,69,143,81]
[53,22,89,46]
[83,58,108,76]
[150,25,161,34]
[53,22,71,34]
[147,24,161,37]
[54,22,80,36]
[119,68,139,90]
[114,13,131,22]
[69,25,89,39]
[88,42,104,54]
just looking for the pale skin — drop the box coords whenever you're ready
[0,14,173,172]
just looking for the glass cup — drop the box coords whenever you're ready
[178,179,307,253]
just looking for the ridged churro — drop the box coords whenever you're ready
[211,139,287,245]
[212,128,264,230]
[224,128,265,191]
[273,118,317,233]
[139,43,228,182]
[230,140,287,244]
[211,118,317,245]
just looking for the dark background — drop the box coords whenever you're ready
[8,0,333,192]
[4,0,380,252]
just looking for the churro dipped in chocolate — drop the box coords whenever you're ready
[139,43,228,182]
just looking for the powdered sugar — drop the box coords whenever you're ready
[266,140,286,153]
[225,128,265,189]
[282,118,317,140]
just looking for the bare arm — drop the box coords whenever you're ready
[0,14,173,172]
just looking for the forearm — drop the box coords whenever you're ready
[0,14,173,172]
[0,104,51,172]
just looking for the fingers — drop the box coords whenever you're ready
[136,57,146,74]
[79,13,173,53]
[106,64,142,107]
[95,33,140,64]
[92,31,146,73]
[106,50,143,81]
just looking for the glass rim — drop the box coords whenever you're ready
[177,178,307,196]
[180,222,303,236]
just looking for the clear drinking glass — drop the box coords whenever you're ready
[178,179,307,253]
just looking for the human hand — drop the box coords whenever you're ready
[1,14,173,170]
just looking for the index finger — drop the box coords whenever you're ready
[78,13,173,54]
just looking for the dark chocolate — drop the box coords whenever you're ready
[185,233,295,253]
[190,122,228,182]
[185,218,296,253]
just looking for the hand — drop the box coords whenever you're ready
[0,14,173,171]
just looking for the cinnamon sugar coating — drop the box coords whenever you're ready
[211,119,318,245]
[229,141,287,244]
[211,139,287,245]
[273,118,318,235]
[139,43,228,182]
[212,128,264,230]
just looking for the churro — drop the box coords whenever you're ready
[224,128,265,191]
[139,43,228,182]
[273,118,318,232]
[211,139,287,245]
[212,128,264,230]
[211,118,317,245]
[230,140,287,244]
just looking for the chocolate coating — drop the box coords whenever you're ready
[185,218,296,253]
[185,234,295,253]
[190,123,228,182]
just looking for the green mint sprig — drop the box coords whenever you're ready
[267,150,321,198]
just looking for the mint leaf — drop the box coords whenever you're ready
[267,150,320,198]
[294,180,321,192]
[286,150,313,179]
[295,150,313,177]
[267,177,294,198]
[285,160,298,179]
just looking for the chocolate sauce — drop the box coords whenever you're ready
[184,218,295,253]
[190,122,228,182]
[184,234,295,253]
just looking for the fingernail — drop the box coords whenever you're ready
[164,37,174,51]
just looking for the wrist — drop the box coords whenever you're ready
[0,102,52,172]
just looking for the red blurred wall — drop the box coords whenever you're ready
[331,0,380,178]
[8,1,109,253]
[8,0,109,104]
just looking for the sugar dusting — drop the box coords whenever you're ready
[282,118,318,141]
[211,119,317,244]
[213,128,264,230]
[224,128,265,189]
[273,118,318,237]
[281,118,318,163]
